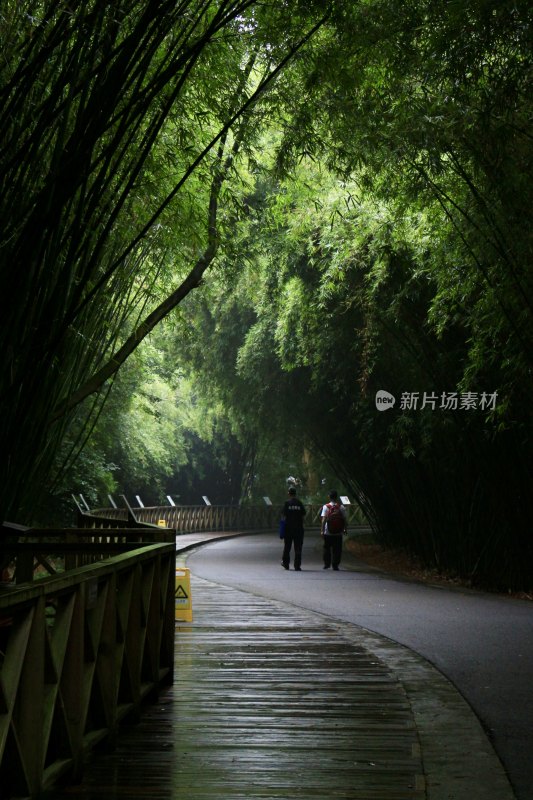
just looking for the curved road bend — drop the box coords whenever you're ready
[184,530,533,800]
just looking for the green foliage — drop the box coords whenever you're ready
[1,0,531,590]
[0,0,329,522]
[178,91,532,587]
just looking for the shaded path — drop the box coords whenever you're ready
[53,569,513,800]
[174,577,423,798]
[185,530,533,800]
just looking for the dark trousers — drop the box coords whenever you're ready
[323,534,343,568]
[282,528,304,569]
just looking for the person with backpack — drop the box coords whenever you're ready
[321,490,347,570]
[280,486,307,571]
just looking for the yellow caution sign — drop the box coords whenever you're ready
[175,568,193,622]
[157,519,167,527]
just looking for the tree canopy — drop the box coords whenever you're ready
[0,0,328,520]
[1,0,531,589]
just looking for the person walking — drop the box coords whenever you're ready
[280,487,307,571]
[321,490,347,570]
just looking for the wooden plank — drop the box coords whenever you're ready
[51,575,424,799]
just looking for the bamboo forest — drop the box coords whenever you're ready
[0,0,531,590]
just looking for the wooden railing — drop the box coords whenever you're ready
[89,503,277,532]
[0,542,175,798]
[88,503,368,533]
[2,525,174,584]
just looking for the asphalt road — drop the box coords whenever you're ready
[185,529,533,800]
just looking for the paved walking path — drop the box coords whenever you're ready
[50,530,517,799]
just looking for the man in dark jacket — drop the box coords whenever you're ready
[280,487,307,571]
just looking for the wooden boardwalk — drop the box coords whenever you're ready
[54,574,425,799]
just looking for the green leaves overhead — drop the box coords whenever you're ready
[1,0,531,589]
[167,0,532,588]
[0,0,329,521]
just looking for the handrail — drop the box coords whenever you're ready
[88,503,367,533]
[1,524,174,583]
[0,543,175,798]
[88,504,277,532]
